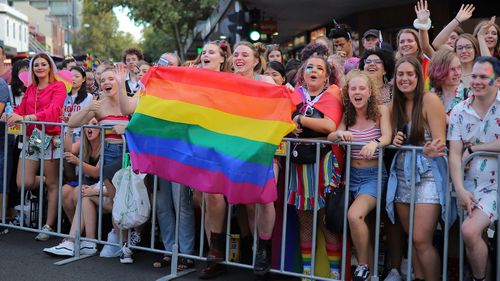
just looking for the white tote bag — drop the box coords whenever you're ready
[112,166,151,229]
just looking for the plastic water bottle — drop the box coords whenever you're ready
[5,102,13,116]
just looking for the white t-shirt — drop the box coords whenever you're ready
[63,93,93,140]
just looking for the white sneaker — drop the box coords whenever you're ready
[43,240,74,257]
[35,224,53,241]
[80,241,97,256]
[120,243,134,264]
[384,268,402,281]
[100,230,122,258]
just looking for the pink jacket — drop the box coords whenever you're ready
[14,81,66,136]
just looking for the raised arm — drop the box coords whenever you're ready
[477,16,496,57]
[432,4,475,50]
[116,64,139,116]
[414,0,434,57]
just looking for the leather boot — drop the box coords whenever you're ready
[199,232,227,279]
[254,238,272,275]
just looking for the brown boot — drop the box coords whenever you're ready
[206,232,225,262]
[199,232,227,279]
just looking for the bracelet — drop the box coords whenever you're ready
[467,146,474,154]
[454,18,461,24]
[297,115,303,127]
[413,18,432,31]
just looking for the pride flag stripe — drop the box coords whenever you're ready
[127,132,274,186]
[128,152,277,204]
[128,114,276,165]
[127,67,296,204]
[146,78,293,122]
[136,96,292,144]
[143,67,288,99]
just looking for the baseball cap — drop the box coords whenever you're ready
[363,29,380,39]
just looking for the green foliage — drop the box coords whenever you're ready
[140,26,176,62]
[94,0,217,58]
[73,0,138,61]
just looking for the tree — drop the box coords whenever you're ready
[73,0,139,61]
[140,26,176,62]
[95,0,217,61]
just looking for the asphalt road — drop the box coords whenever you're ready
[0,228,302,281]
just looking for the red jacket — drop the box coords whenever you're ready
[14,81,66,136]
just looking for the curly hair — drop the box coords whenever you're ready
[122,48,144,63]
[342,70,381,128]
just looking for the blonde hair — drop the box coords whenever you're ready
[342,69,380,127]
[233,41,266,73]
[395,29,423,60]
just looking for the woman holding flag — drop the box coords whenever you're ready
[230,41,278,276]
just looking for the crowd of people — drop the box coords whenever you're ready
[1,1,500,280]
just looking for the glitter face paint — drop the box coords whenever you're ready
[486,66,495,86]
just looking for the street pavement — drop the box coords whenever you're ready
[0,229,299,281]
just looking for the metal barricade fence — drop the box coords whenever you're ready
[1,122,499,281]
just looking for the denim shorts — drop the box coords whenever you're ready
[349,166,388,199]
[103,142,123,166]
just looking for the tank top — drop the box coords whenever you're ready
[98,115,129,140]
[348,125,382,159]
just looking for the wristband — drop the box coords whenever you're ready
[297,115,302,127]
[467,146,474,154]
[413,18,432,31]
[454,18,461,24]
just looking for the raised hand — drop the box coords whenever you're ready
[478,16,496,38]
[455,4,475,23]
[415,0,430,24]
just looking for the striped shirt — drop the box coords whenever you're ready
[98,115,129,140]
[349,125,381,159]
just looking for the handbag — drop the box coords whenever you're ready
[290,144,330,164]
[324,154,351,234]
[324,186,352,234]
[28,128,52,152]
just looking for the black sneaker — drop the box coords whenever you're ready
[353,264,370,281]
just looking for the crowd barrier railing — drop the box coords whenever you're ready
[1,121,499,281]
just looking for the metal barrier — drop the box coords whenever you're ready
[1,121,499,281]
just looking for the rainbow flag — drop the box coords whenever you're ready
[125,67,296,204]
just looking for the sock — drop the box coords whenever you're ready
[258,233,272,240]
[300,241,312,274]
[326,242,341,278]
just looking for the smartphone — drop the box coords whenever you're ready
[157,57,170,66]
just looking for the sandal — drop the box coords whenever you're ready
[153,255,171,268]
[177,257,195,271]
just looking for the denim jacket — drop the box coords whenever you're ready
[385,150,457,226]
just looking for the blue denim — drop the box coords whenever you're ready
[385,150,457,226]
[156,178,195,254]
[349,166,388,199]
[103,142,123,166]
